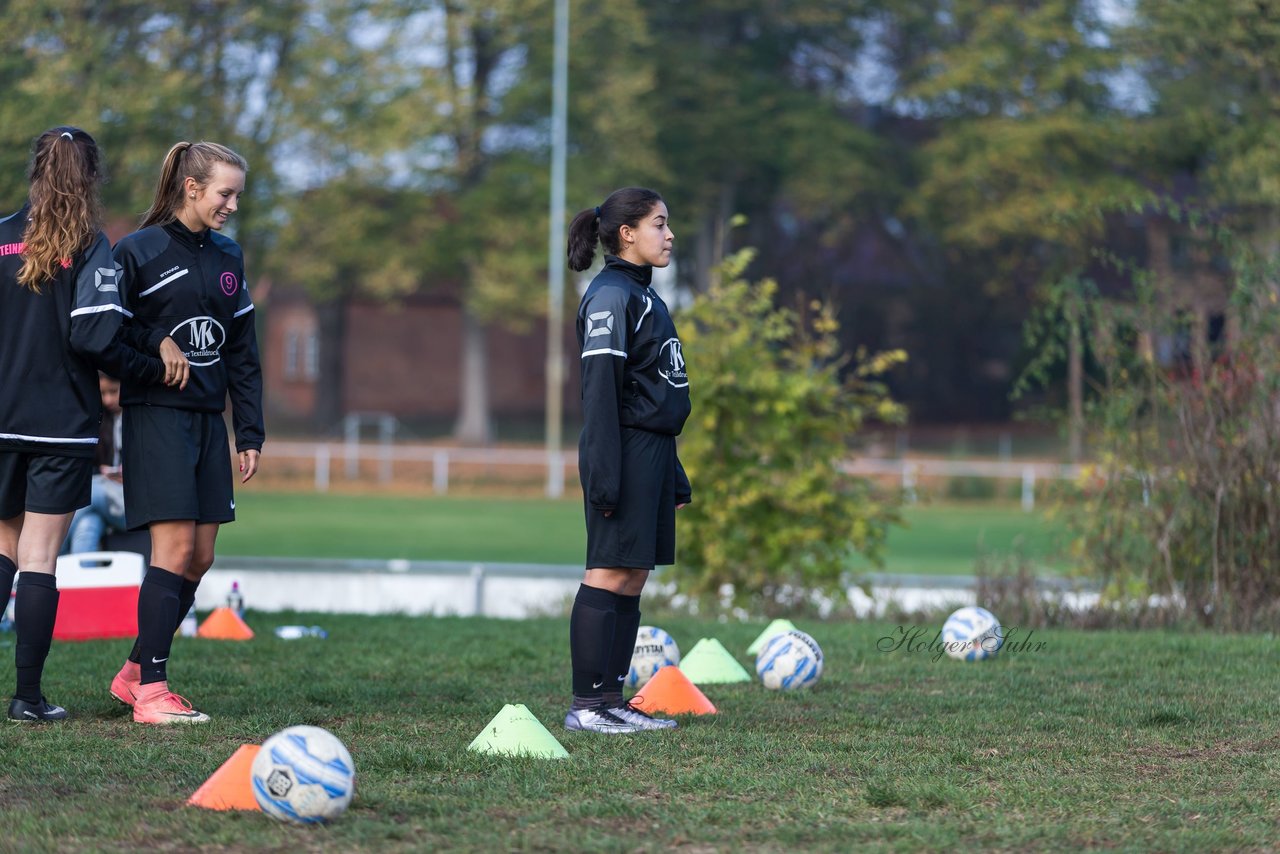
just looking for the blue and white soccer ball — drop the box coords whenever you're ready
[755,629,823,690]
[941,606,1004,661]
[251,725,356,824]
[627,625,681,689]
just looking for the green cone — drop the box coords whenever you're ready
[746,619,798,655]
[467,704,569,759]
[678,637,752,684]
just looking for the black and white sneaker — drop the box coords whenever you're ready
[609,702,678,731]
[564,707,642,734]
[8,696,68,722]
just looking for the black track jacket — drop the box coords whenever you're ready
[0,204,164,457]
[576,255,691,513]
[112,220,264,452]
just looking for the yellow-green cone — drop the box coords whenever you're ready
[467,704,569,759]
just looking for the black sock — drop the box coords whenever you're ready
[569,584,620,709]
[177,578,199,629]
[127,577,196,665]
[603,594,641,707]
[137,567,184,685]
[0,554,16,613]
[14,572,59,704]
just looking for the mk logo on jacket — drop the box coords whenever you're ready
[173,316,226,365]
[659,338,687,388]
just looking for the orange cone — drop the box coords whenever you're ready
[188,745,262,811]
[630,665,717,715]
[197,607,254,640]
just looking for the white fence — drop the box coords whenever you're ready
[840,458,1083,511]
[260,441,1082,510]
[266,441,569,497]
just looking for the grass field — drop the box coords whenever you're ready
[216,491,1068,576]
[0,614,1275,850]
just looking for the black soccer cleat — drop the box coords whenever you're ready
[8,696,68,722]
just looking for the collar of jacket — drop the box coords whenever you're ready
[603,254,653,287]
[163,217,210,251]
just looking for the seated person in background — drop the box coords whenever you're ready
[62,374,126,554]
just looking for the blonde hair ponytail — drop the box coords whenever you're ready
[140,141,249,228]
[17,126,104,292]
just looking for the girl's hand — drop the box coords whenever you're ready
[158,337,190,389]
[239,449,260,483]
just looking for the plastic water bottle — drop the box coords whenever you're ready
[179,610,198,637]
[227,581,245,617]
[274,625,328,640]
[0,595,13,633]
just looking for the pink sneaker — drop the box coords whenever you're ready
[132,682,210,725]
[109,661,141,707]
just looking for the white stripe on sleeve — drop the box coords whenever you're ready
[581,348,627,358]
[69,303,127,318]
[0,432,97,444]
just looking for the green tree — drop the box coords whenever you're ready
[895,0,1144,457]
[644,0,887,291]
[0,1,309,257]
[1125,0,1280,243]
[0,1,177,210]
[252,0,439,429]
[671,249,905,612]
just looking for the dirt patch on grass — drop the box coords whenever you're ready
[1130,733,1280,761]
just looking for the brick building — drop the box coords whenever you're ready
[261,286,582,432]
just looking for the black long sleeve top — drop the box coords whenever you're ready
[576,255,692,513]
[112,219,265,452]
[0,204,164,457]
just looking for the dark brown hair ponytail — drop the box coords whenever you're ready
[567,187,664,272]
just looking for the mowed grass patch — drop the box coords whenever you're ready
[216,491,587,564]
[0,615,1276,850]
[216,491,1067,575]
[851,501,1070,576]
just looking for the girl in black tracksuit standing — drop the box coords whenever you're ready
[563,187,692,734]
[0,127,175,721]
[107,141,264,725]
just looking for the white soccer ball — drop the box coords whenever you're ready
[755,629,823,690]
[251,725,356,824]
[626,625,681,688]
[941,606,1004,661]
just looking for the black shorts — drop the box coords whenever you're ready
[122,406,236,530]
[582,427,676,570]
[0,452,92,517]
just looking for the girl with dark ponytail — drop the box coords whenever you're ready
[567,187,665,273]
[0,127,171,722]
[563,187,693,734]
